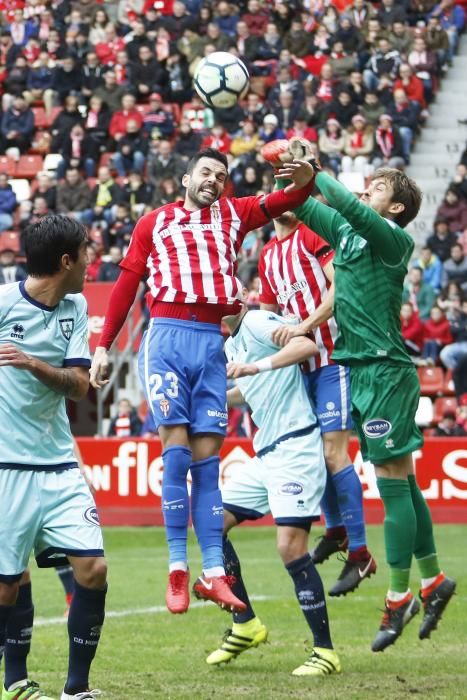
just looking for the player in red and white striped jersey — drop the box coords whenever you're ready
[259,212,374,597]
[89,148,316,615]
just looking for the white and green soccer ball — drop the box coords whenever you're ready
[194,51,250,109]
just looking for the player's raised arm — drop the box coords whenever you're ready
[227,335,317,378]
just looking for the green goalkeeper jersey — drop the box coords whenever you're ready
[291,172,414,367]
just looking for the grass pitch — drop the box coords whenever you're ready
[28,526,466,699]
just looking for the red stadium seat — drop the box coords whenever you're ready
[98,152,115,169]
[0,231,21,253]
[49,106,63,124]
[433,396,458,424]
[166,102,181,122]
[15,155,44,179]
[417,367,444,396]
[0,156,16,177]
[443,369,455,396]
[32,107,48,129]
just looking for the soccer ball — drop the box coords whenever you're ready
[194,52,250,109]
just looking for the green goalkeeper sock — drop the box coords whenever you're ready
[376,477,416,593]
[408,474,441,579]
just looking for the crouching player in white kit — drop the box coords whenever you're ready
[0,216,107,700]
[206,303,341,677]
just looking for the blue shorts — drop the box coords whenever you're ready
[305,364,353,433]
[138,318,227,435]
[0,467,104,582]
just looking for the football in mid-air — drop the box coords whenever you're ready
[194,52,250,109]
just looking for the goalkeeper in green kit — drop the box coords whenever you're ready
[269,142,456,652]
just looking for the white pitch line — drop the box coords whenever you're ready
[34,595,275,627]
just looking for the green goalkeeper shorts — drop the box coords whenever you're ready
[350,363,424,465]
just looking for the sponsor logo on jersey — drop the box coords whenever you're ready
[83,506,100,526]
[59,318,74,340]
[279,481,303,496]
[318,409,341,419]
[10,323,24,339]
[160,398,170,417]
[207,409,228,419]
[363,419,392,439]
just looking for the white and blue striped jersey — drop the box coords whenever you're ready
[224,310,317,454]
[0,281,91,468]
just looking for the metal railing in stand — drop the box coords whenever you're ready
[96,300,146,436]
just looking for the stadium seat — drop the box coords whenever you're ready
[443,369,455,396]
[99,152,114,169]
[49,106,63,124]
[338,171,365,194]
[43,153,62,172]
[166,103,181,122]
[32,107,48,129]
[415,396,434,427]
[16,155,44,179]
[0,156,16,177]
[8,179,31,202]
[0,231,21,253]
[433,396,458,424]
[417,367,444,396]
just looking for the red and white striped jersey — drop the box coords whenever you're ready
[258,222,337,370]
[121,197,272,310]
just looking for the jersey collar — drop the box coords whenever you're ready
[19,280,58,311]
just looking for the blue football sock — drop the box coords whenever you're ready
[320,469,344,530]
[190,456,224,571]
[223,537,255,624]
[286,553,333,649]
[56,566,75,596]
[0,604,14,667]
[162,445,192,565]
[65,580,106,695]
[332,464,367,552]
[4,583,33,689]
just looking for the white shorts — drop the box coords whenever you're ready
[222,428,325,526]
[0,467,104,581]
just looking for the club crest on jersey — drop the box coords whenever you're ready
[83,506,100,526]
[160,398,170,417]
[363,419,392,439]
[10,323,24,339]
[59,318,74,340]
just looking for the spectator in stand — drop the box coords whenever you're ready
[439,297,467,369]
[81,51,105,100]
[147,138,185,188]
[88,7,109,46]
[143,93,175,140]
[97,245,124,283]
[234,20,259,65]
[403,266,436,320]
[282,18,312,57]
[112,119,148,178]
[85,241,102,282]
[84,95,110,154]
[268,67,304,110]
[259,113,286,143]
[3,54,30,107]
[429,0,465,62]
[95,22,126,65]
[241,0,269,37]
[93,70,127,115]
[361,89,385,127]
[325,88,359,128]
[422,304,453,364]
[425,15,450,71]
[328,39,358,81]
[50,94,83,151]
[426,217,459,261]
[377,0,406,27]
[107,398,142,438]
[437,281,463,321]
[442,242,467,290]
[363,37,401,90]
[213,1,240,39]
[51,54,82,105]
[408,36,437,103]
[286,114,318,143]
[230,120,261,158]
[24,50,55,118]
[434,410,466,436]
[0,248,27,284]
[0,95,34,154]
[448,163,467,202]
[109,93,143,144]
[151,175,183,209]
[7,8,36,48]
[0,173,17,232]
[234,165,262,198]
[56,123,97,179]
[394,63,426,113]
[341,113,374,175]
[414,245,443,293]
[162,1,198,39]
[106,203,134,251]
[388,21,413,59]
[255,21,282,63]
[388,87,420,163]
[56,167,93,224]
[435,188,467,235]
[344,70,367,106]
[31,172,57,212]
[201,123,232,154]
[172,117,203,161]
[163,51,192,104]
[372,113,406,169]
[242,92,268,128]
[121,171,154,220]
[131,45,167,102]
[400,301,425,357]
[272,92,302,132]
[319,118,345,174]
[91,166,122,226]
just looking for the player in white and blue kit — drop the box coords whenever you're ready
[206,306,341,678]
[0,216,106,700]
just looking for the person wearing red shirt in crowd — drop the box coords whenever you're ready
[401,301,425,356]
[241,0,269,36]
[201,124,232,154]
[394,63,427,110]
[89,148,315,617]
[95,22,125,65]
[422,304,453,364]
[108,93,143,143]
[85,242,102,282]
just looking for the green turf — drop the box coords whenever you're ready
[22,525,466,699]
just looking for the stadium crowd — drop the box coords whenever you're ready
[0,0,466,431]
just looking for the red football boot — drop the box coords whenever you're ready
[193,575,247,612]
[166,569,190,614]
